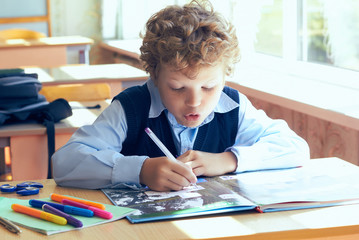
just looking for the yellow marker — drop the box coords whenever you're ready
[11,204,67,225]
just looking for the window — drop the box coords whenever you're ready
[103,0,359,89]
[254,0,283,57]
[0,0,51,36]
[102,0,188,39]
[250,0,359,73]
[220,0,359,91]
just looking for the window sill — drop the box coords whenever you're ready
[227,63,359,131]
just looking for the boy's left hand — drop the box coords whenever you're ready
[176,150,237,176]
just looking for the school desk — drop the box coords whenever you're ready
[100,39,141,60]
[0,101,110,181]
[100,39,143,68]
[24,63,148,98]
[2,157,359,240]
[0,36,93,68]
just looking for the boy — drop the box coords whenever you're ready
[52,0,309,191]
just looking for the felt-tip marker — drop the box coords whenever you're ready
[42,204,83,228]
[11,204,67,225]
[50,193,106,210]
[29,199,94,217]
[62,199,113,219]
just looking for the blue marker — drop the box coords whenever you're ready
[43,204,83,228]
[29,199,94,217]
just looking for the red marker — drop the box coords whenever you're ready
[62,199,113,219]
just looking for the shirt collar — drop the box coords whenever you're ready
[146,78,239,126]
[147,78,166,118]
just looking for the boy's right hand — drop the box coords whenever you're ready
[139,156,197,192]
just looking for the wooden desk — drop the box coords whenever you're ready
[2,158,359,240]
[0,36,93,68]
[100,39,141,60]
[24,64,148,98]
[0,101,110,181]
[100,39,142,68]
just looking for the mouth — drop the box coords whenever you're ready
[184,113,200,122]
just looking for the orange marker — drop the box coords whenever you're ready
[50,193,106,210]
[11,204,67,225]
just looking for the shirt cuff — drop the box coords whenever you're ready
[112,155,148,186]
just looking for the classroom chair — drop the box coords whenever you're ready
[0,29,46,40]
[39,83,112,102]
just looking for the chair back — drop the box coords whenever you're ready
[39,83,112,102]
[0,29,46,40]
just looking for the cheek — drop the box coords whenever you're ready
[160,91,180,110]
[206,89,222,105]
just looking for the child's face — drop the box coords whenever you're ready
[155,64,225,128]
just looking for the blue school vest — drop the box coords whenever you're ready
[113,83,239,157]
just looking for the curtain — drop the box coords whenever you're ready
[323,0,359,70]
[101,0,183,40]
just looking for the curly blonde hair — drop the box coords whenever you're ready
[140,0,240,79]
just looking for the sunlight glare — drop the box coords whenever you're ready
[6,39,29,45]
[290,205,359,229]
[24,67,54,82]
[172,216,255,239]
[65,102,101,126]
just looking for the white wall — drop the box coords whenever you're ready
[50,0,103,63]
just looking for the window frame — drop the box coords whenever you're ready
[243,0,359,91]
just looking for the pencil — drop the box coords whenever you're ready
[145,127,177,162]
[145,127,197,186]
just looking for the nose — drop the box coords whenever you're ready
[185,89,201,107]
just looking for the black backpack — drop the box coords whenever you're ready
[0,68,73,179]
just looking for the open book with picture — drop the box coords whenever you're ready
[102,157,359,223]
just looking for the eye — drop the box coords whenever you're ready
[171,87,184,91]
[202,86,214,91]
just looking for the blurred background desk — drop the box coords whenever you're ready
[100,39,142,69]
[25,63,148,98]
[0,36,93,68]
[0,101,110,181]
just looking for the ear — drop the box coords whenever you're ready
[150,74,158,86]
[151,64,163,86]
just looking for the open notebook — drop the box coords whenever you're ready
[102,157,359,223]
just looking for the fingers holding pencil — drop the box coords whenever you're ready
[143,127,197,191]
[140,156,196,191]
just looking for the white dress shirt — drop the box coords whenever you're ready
[52,79,310,189]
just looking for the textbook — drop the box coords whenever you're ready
[102,157,359,223]
[0,196,136,235]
